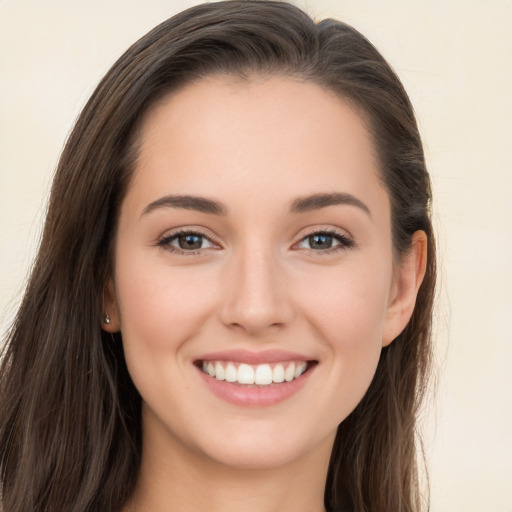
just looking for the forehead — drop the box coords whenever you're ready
[127,75,388,218]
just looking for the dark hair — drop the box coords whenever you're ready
[0,2,435,511]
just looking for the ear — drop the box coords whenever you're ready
[102,278,121,332]
[382,230,428,347]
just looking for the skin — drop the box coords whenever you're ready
[105,75,427,512]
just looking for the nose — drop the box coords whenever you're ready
[218,246,295,336]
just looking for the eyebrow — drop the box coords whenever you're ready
[141,191,371,218]
[289,192,371,217]
[142,195,227,216]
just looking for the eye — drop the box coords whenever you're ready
[296,230,354,252]
[158,230,217,254]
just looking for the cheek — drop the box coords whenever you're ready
[293,260,391,408]
[114,254,216,369]
[113,260,222,430]
[298,259,391,345]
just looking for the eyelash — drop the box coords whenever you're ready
[157,228,355,255]
[157,229,218,256]
[297,228,355,254]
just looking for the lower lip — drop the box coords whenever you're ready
[196,365,314,407]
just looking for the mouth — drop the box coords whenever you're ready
[193,349,318,406]
[195,359,317,387]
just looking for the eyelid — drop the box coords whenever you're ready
[155,225,355,256]
[292,226,355,252]
[156,227,222,255]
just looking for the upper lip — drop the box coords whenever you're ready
[195,349,315,365]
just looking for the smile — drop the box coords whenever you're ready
[194,350,318,407]
[200,360,310,386]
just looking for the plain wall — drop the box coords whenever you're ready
[1,1,511,510]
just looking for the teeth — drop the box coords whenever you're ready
[284,363,295,382]
[294,362,307,379]
[272,364,285,383]
[255,364,273,385]
[200,360,309,386]
[238,363,255,384]
[215,362,225,381]
[225,362,237,382]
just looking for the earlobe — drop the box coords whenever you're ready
[102,278,121,332]
[383,230,428,346]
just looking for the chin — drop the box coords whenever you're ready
[192,420,332,471]
[202,440,307,470]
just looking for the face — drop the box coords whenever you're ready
[107,76,422,471]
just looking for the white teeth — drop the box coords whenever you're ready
[284,363,295,382]
[294,362,307,379]
[200,360,310,386]
[255,364,273,385]
[237,363,255,384]
[225,362,237,382]
[272,364,285,383]
[215,362,225,380]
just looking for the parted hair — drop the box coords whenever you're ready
[0,2,435,511]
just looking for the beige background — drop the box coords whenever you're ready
[1,1,511,510]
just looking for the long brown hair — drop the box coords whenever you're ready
[0,2,435,511]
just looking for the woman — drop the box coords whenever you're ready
[0,1,435,511]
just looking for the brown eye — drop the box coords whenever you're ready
[308,234,335,249]
[158,231,216,253]
[176,234,204,250]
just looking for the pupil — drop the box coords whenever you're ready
[179,234,202,250]
[309,234,332,249]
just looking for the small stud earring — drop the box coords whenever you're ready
[104,314,111,325]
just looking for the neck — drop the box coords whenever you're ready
[127,421,334,512]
